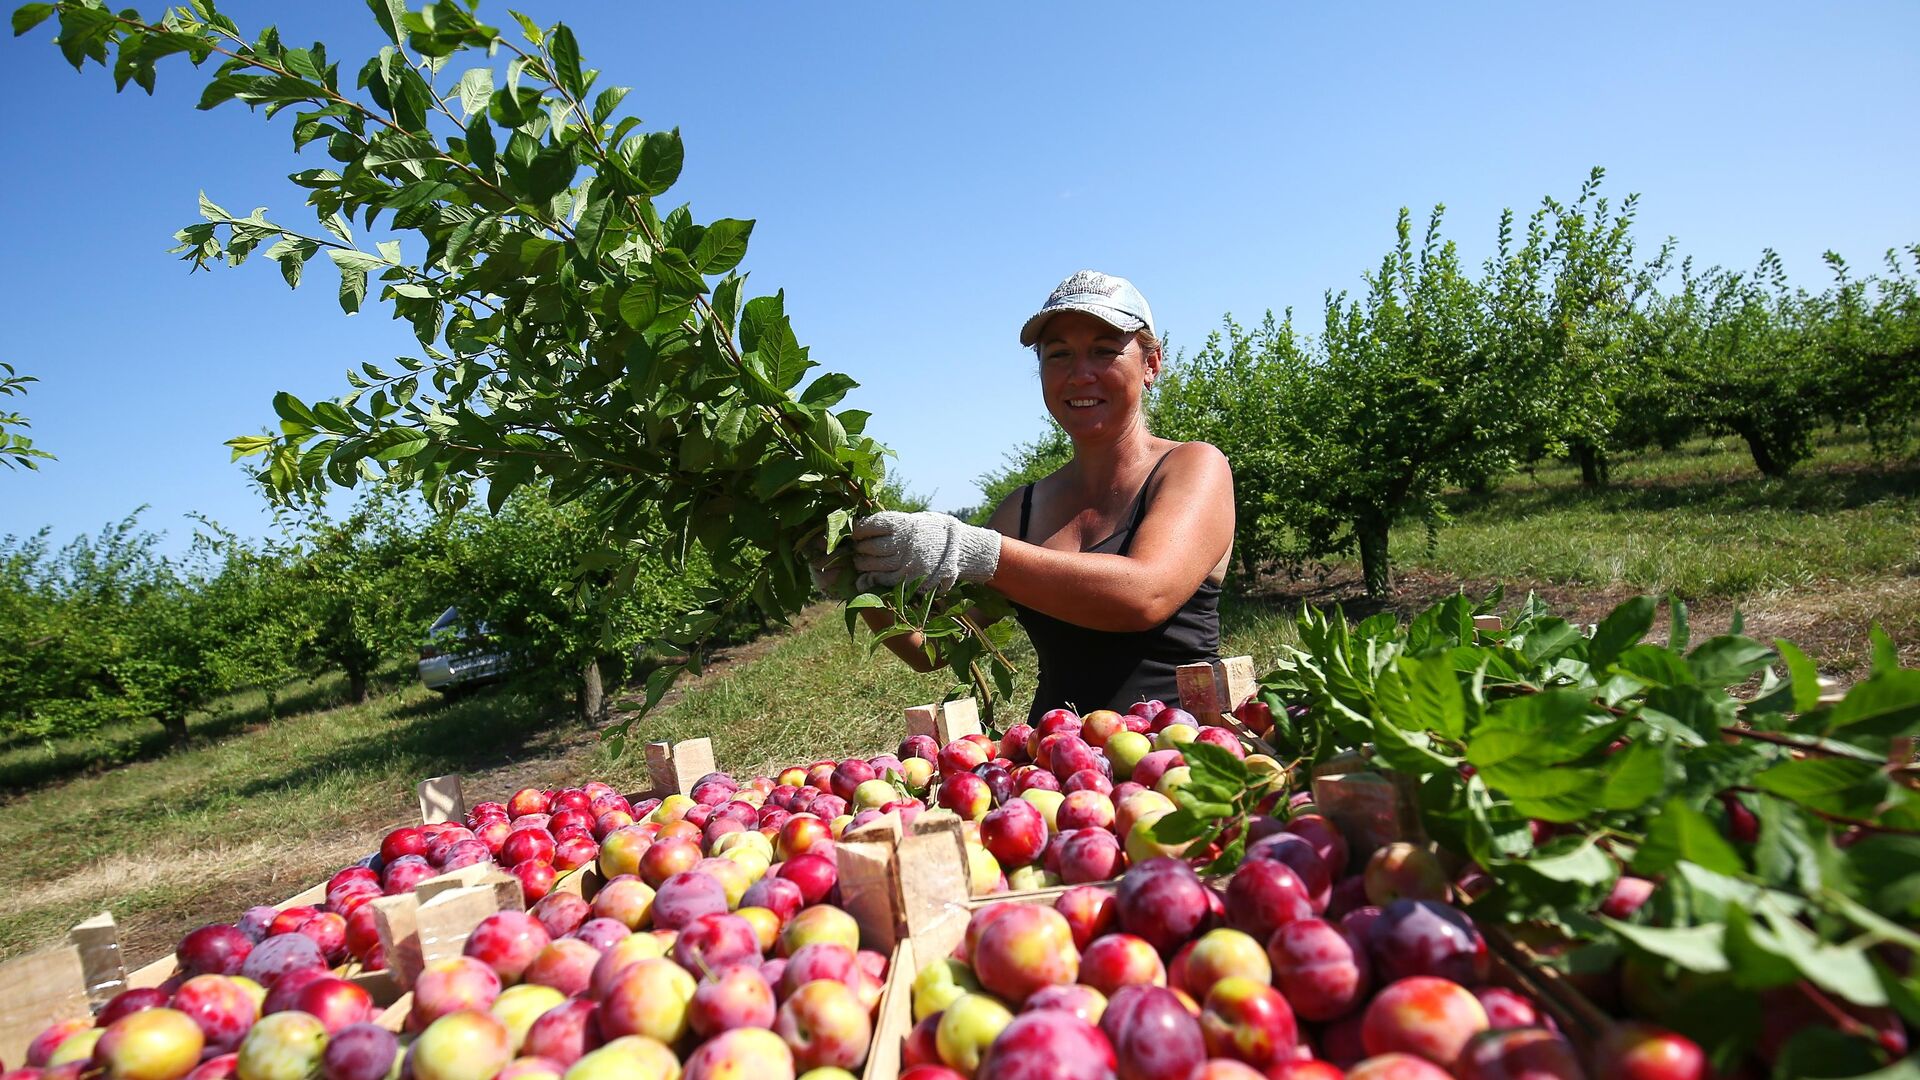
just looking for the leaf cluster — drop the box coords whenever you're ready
[0,362,53,470]
[1144,739,1288,874]
[1260,591,1920,1072]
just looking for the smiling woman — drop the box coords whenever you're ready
[828,271,1237,722]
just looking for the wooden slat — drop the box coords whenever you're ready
[0,946,90,1068]
[859,940,915,1080]
[68,912,126,1006]
[417,774,466,824]
[934,699,983,745]
[645,738,718,797]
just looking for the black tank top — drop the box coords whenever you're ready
[1009,451,1223,724]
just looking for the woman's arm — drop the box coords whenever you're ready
[989,442,1235,633]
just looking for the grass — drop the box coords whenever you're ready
[1401,430,1920,597]
[0,679,607,965]
[1268,428,1920,672]
[0,428,1911,966]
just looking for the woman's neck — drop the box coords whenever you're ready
[1067,420,1160,500]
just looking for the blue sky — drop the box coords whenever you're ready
[4,2,1918,555]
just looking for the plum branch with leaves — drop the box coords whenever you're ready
[12,0,1017,739]
[0,362,53,470]
[1256,590,1920,1072]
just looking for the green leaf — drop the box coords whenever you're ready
[337,263,368,314]
[1478,764,1604,823]
[1769,1027,1888,1079]
[1633,798,1745,877]
[1147,808,1213,846]
[454,66,494,118]
[1774,638,1823,715]
[1751,758,1889,820]
[1516,617,1584,664]
[617,280,660,331]
[1180,739,1250,795]
[1730,901,1888,1006]
[591,85,629,124]
[1590,594,1656,671]
[372,434,430,461]
[12,4,54,36]
[226,434,276,460]
[1687,635,1775,688]
[691,218,753,275]
[272,392,317,428]
[1599,740,1671,811]
[328,248,392,272]
[365,0,407,44]
[1872,626,1900,677]
[1753,798,1822,894]
[489,85,544,128]
[1826,669,1920,738]
[1515,837,1616,885]
[1669,594,1691,654]
[631,129,683,195]
[547,24,584,96]
[1385,652,1468,738]
[824,507,853,555]
[1600,916,1730,973]
[521,143,577,203]
[1370,705,1460,774]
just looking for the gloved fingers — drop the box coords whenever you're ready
[851,511,909,540]
[852,549,907,576]
[853,532,907,559]
[853,570,904,594]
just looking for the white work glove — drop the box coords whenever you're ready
[852,511,1002,596]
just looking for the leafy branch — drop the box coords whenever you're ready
[13,0,1018,731]
[0,362,53,471]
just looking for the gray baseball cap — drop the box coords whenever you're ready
[1018,270,1157,347]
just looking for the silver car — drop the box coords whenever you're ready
[417,607,511,692]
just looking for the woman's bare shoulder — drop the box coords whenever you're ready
[1153,439,1233,484]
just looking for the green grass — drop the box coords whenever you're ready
[0,679,605,964]
[1395,431,1920,597]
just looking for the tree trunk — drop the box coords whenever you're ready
[1737,425,1787,478]
[1573,440,1609,487]
[346,666,370,704]
[157,712,189,743]
[264,687,279,720]
[1355,512,1392,599]
[577,658,606,724]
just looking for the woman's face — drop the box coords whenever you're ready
[1036,310,1161,444]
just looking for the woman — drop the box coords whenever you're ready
[842,270,1235,723]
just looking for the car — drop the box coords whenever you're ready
[417,606,512,692]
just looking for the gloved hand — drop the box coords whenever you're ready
[851,511,1002,595]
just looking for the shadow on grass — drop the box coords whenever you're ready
[0,672,403,797]
[1447,458,1920,521]
[161,680,588,818]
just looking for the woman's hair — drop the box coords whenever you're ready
[1032,328,1162,363]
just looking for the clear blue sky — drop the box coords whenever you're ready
[4,2,1917,555]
